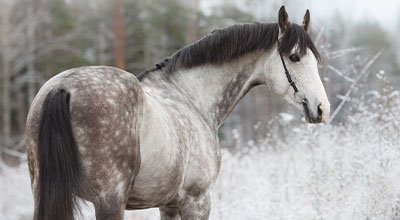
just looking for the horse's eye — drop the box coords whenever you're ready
[289,54,300,63]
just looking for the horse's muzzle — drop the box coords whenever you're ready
[302,99,323,124]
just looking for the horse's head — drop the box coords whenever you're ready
[262,6,330,124]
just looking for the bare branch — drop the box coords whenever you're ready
[327,65,354,83]
[330,47,364,60]
[315,26,325,46]
[1,149,26,160]
[327,51,382,124]
[12,28,85,73]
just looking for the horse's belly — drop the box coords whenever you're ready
[126,139,185,209]
[125,91,221,209]
[126,102,187,209]
[126,164,184,209]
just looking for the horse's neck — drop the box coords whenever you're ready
[168,52,266,129]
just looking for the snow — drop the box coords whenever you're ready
[0,160,33,220]
[278,113,295,124]
[1,95,400,220]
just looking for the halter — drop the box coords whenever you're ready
[279,52,299,93]
[277,42,307,104]
[277,39,328,123]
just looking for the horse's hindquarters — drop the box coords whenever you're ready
[26,66,144,218]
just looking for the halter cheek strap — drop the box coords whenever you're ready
[277,43,307,104]
[279,52,299,93]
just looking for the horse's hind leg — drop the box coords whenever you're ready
[160,205,181,220]
[85,139,140,220]
[93,199,125,220]
[91,179,134,220]
[160,193,211,220]
[88,159,138,220]
[179,193,211,220]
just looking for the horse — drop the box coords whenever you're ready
[26,6,330,220]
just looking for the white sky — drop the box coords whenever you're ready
[309,0,400,29]
[201,0,400,30]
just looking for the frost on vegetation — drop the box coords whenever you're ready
[2,91,400,220]
[279,112,295,124]
[210,90,400,220]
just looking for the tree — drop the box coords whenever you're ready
[0,0,12,149]
[113,0,126,69]
[0,0,93,150]
[185,0,201,44]
[349,21,400,83]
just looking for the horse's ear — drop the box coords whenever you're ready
[278,6,289,33]
[302,9,310,32]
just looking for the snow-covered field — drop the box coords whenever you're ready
[1,92,400,220]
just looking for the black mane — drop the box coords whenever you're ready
[140,22,320,78]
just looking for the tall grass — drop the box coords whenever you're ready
[1,78,400,220]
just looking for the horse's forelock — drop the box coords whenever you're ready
[278,23,321,62]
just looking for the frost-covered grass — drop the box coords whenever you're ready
[1,92,400,220]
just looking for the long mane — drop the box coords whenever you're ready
[142,22,320,77]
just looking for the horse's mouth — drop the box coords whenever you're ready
[302,99,323,124]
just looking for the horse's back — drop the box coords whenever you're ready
[26,66,144,205]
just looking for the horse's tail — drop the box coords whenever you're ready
[36,88,82,220]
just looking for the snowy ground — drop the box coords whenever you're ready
[1,92,400,220]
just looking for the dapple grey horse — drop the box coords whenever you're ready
[26,6,329,220]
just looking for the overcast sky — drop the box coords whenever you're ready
[201,0,400,30]
[308,0,400,29]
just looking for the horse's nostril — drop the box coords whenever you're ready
[317,104,323,120]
